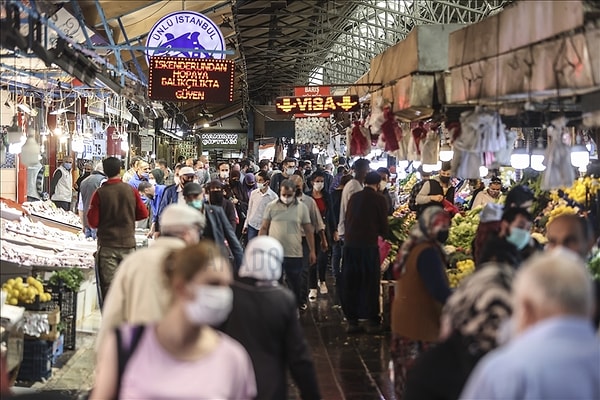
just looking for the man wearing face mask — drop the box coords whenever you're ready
[128,160,151,189]
[415,161,455,216]
[96,203,206,350]
[472,177,503,209]
[377,167,395,215]
[269,157,297,194]
[243,171,277,241]
[182,182,244,272]
[154,166,196,235]
[479,207,534,269]
[259,180,316,310]
[50,156,74,211]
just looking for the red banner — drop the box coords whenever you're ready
[293,86,330,118]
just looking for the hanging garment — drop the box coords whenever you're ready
[380,107,400,152]
[541,117,576,191]
[420,128,440,165]
[348,121,369,157]
[411,122,427,156]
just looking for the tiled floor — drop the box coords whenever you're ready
[14,279,396,399]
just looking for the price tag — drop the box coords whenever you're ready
[93,139,107,157]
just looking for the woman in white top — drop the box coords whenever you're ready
[91,241,256,399]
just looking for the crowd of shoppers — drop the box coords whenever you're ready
[43,152,597,400]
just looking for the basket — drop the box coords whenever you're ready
[17,340,53,382]
[46,283,77,350]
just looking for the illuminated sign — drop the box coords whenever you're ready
[145,11,226,64]
[148,56,234,102]
[201,133,247,149]
[294,86,330,118]
[275,95,360,114]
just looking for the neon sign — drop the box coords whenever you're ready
[275,95,360,114]
[148,56,234,102]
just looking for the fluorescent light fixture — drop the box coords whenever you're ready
[510,148,530,169]
[439,144,453,161]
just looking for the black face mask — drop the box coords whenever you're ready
[436,230,449,243]
[209,191,224,205]
[296,188,303,197]
[440,176,451,184]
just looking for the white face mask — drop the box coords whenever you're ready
[219,171,229,179]
[313,182,324,191]
[285,167,296,176]
[280,195,294,205]
[257,183,265,190]
[184,285,233,327]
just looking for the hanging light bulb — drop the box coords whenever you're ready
[570,135,590,169]
[510,147,530,169]
[121,139,129,152]
[20,127,41,166]
[439,144,454,162]
[479,165,488,177]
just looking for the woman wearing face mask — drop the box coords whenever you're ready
[206,180,237,230]
[390,206,452,399]
[306,171,336,299]
[229,170,250,238]
[91,241,257,399]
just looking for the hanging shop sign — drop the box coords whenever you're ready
[200,133,247,149]
[294,86,331,118]
[275,95,360,114]
[145,11,226,65]
[148,57,235,102]
[140,136,154,152]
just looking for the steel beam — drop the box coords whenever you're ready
[94,0,125,87]
[117,17,147,86]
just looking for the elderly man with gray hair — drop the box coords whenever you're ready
[460,249,600,400]
[96,203,206,350]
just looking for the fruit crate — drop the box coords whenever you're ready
[17,339,53,382]
[46,283,77,350]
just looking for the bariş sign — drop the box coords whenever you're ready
[145,11,226,65]
[148,56,234,102]
[275,95,360,114]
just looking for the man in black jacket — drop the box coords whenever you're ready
[182,182,243,273]
[343,171,390,333]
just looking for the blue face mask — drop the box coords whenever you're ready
[63,163,72,170]
[189,199,203,210]
[506,227,530,250]
[141,172,150,180]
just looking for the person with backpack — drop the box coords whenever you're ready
[414,162,455,216]
[91,241,257,400]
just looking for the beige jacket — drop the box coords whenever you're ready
[96,237,187,350]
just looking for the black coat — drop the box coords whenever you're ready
[220,279,321,400]
[404,333,482,400]
[203,204,244,272]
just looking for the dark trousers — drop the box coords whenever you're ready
[300,237,310,304]
[53,200,70,211]
[341,245,381,325]
[96,246,134,309]
[309,234,327,289]
[247,226,259,242]
[331,239,343,282]
[282,257,304,307]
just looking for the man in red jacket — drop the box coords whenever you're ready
[87,157,148,307]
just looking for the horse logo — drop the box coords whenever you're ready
[146,11,226,65]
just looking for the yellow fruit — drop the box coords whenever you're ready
[15,277,23,285]
[6,279,15,287]
[11,289,19,298]
[8,298,18,305]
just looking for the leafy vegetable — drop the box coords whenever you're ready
[48,268,85,292]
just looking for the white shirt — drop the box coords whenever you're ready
[472,189,500,209]
[337,179,363,236]
[244,187,278,230]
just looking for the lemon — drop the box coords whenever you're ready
[11,289,19,298]
[15,277,23,285]
[6,279,15,287]
[8,298,17,305]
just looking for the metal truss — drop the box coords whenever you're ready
[315,0,512,86]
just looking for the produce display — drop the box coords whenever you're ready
[446,258,475,288]
[446,206,482,252]
[1,276,52,305]
[1,219,95,250]
[22,200,82,228]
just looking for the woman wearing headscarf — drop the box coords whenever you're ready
[390,206,452,399]
[91,241,256,399]
[220,236,321,400]
[229,170,249,238]
[404,262,514,400]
